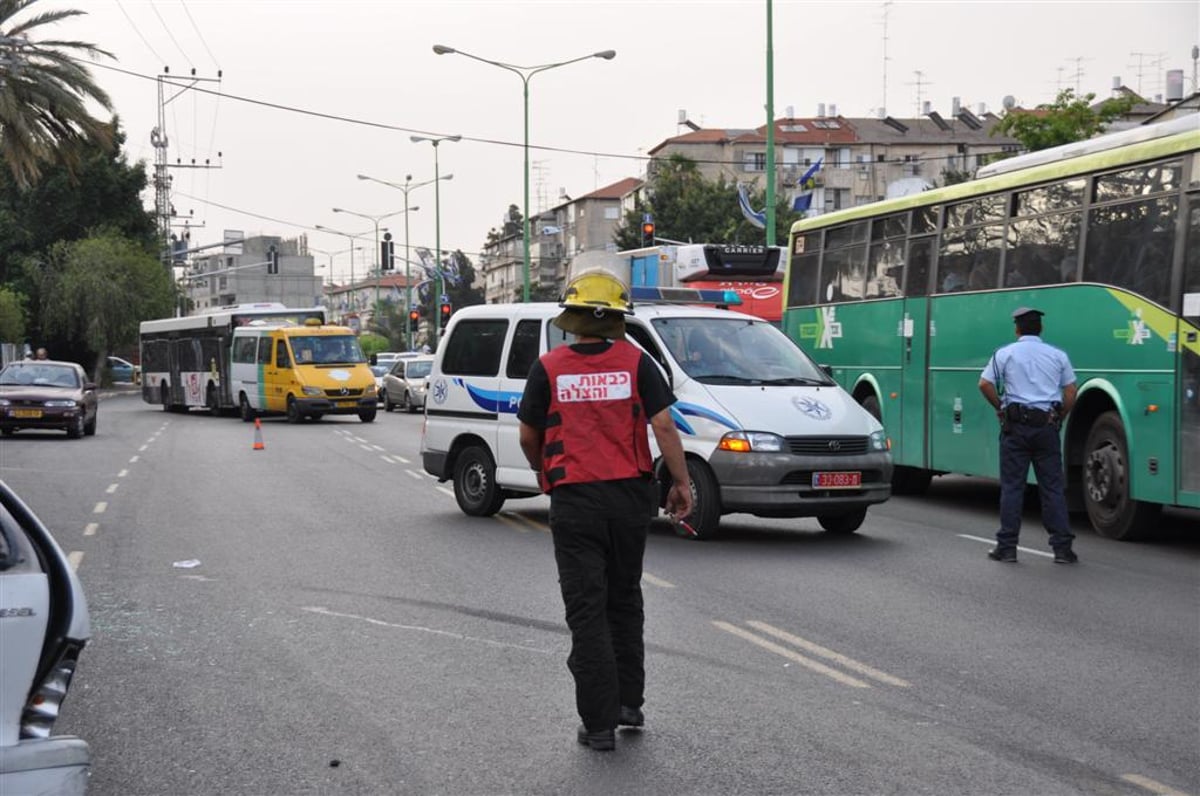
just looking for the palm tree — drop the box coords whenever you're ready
[0,0,113,188]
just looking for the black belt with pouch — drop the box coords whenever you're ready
[1004,404,1054,427]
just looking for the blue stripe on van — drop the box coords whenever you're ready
[673,401,739,432]
[455,379,522,414]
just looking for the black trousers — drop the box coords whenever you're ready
[549,479,653,732]
[996,421,1074,551]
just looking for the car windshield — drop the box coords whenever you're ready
[651,317,834,385]
[0,363,80,388]
[407,361,432,379]
[289,335,365,365]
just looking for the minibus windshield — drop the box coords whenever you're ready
[289,335,365,365]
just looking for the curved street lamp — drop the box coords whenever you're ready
[433,45,616,302]
[357,172,450,349]
[409,135,461,340]
[315,223,374,313]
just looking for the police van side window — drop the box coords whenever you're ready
[442,319,508,377]
[506,319,541,379]
[625,322,670,375]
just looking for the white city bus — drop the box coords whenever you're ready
[139,303,325,414]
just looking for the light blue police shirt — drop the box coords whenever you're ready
[980,335,1075,411]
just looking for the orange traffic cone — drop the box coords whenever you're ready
[253,418,265,451]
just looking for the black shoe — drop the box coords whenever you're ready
[1053,548,1078,564]
[618,706,644,727]
[987,547,1017,562]
[577,726,615,751]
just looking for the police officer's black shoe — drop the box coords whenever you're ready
[1053,548,1078,564]
[987,547,1017,562]
[618,706,644,727]
[577,726,615,751]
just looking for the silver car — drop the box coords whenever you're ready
[383,355,433,413]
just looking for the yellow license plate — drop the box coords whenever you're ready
[337,400,356,408]
[12,409,43,419]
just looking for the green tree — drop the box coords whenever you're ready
[0,0,114,188]
[613,154,800,249]
[992,88,1136,152]
[32,230,175,379]
[0,285,25,342]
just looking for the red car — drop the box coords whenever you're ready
[0,361,98,439]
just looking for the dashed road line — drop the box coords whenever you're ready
[301,606,553,654]
[83,523,98,537]
[642,573,676,588]
[747,621,910,687]
[1121,774,1191,796]
[436,486,455,499]
[138,445,148,452]
[93,502,107,514]
[393,455,411,464]
[713,621,871,688]
[105,483,119,494]
[405,470,423,480]
[958,533,1054,559]
[118,469,128,478]
[67,551,83,572]
[129,455,139,463]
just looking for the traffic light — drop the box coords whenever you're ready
[440,302,452,324]
[641,220,655,247]
[408,309,420,332]
[381,233,394,271]
[267,245,279,275]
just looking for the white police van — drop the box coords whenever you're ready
[420,290,892,538]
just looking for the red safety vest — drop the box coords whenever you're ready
[540,340,654,490]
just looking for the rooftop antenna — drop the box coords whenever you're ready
[906,69,932,116]
[1066,56,1091,95]
[879,1,894,118]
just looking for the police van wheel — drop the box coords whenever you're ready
[818,508,867,534]
[454,445,505,516]
[239,394,255,422]
[683,459,721,539]
[1082,411,1160,540]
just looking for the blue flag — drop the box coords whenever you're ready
[792,158,823,213]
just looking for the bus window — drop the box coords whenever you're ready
[1015,179,1085,215]
[911,206,938,235]
[1006,212,1081,287]
[866,240,903,299]
[1093,161,1182,202]
[823,222,868,302]
[1084,196,1176,306]
[788,252,820,307]
[905,237,934,296]
[946,195,1005,227]
[871,212,908,241]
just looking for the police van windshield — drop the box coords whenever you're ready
[289,335,365,365]
[652,317,834,386]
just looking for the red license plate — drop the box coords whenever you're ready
[812,471,862,489]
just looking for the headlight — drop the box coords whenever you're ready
[718,431,786,453]
[869,430,890,451]
[43,399,77,408]
[301,386,323,396]
[365,383,377,394]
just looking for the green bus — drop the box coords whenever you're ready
[781,116,1200,540]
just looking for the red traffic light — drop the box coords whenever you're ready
[408,310,420,321]
[439,303,452,319]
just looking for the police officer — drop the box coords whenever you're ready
[979,307,1078,564]
[517,272,692,752]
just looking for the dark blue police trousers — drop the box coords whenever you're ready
[997,422,1074,551]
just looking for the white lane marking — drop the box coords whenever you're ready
[958,534,1054,559]
[436,486,455,499]
[138,445,148,452]
[423,472,438,480]
[118,469,128,478]
[93,502,107,514]
[405,470,423,480]
[67,551,84,571]
[393,455,410,464]
[83,523,98,537]
[129,455,139,463]
[713,621,870,688]
[105,483,119,494]
[301,606,553,654]
[369,444,384,451]
[359,444,374,452]
[380,455,397,464]
[642,573,676,588]
[747,621,911,687]
[1121,774,1191,796]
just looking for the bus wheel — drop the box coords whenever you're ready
[453,445,505,516]
[239,394,256,422]
[286,397,303,424]
[818,507,867,533]
[206,384,220,417]
[682,458,721,539]
[1082,411,1161,540]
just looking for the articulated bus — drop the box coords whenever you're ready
[781,115,1200,540]
[139,303,325,414]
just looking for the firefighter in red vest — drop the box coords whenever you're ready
[518,272,692,752]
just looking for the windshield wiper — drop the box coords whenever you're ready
[760,377,835,386]
[692,374,760,384]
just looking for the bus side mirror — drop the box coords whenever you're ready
[820,364,833,378]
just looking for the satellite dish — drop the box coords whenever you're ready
[1002,95,1016,110]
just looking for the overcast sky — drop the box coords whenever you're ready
[58,0,1200,284]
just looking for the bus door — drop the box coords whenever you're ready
[898,236,935,469]
[1178,193,1200,505]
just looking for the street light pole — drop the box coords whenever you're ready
[332,207,405,332]
[357,172,448,349]
[433,45,616,302]
[409,135,461,341]
[315,224,374,318]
